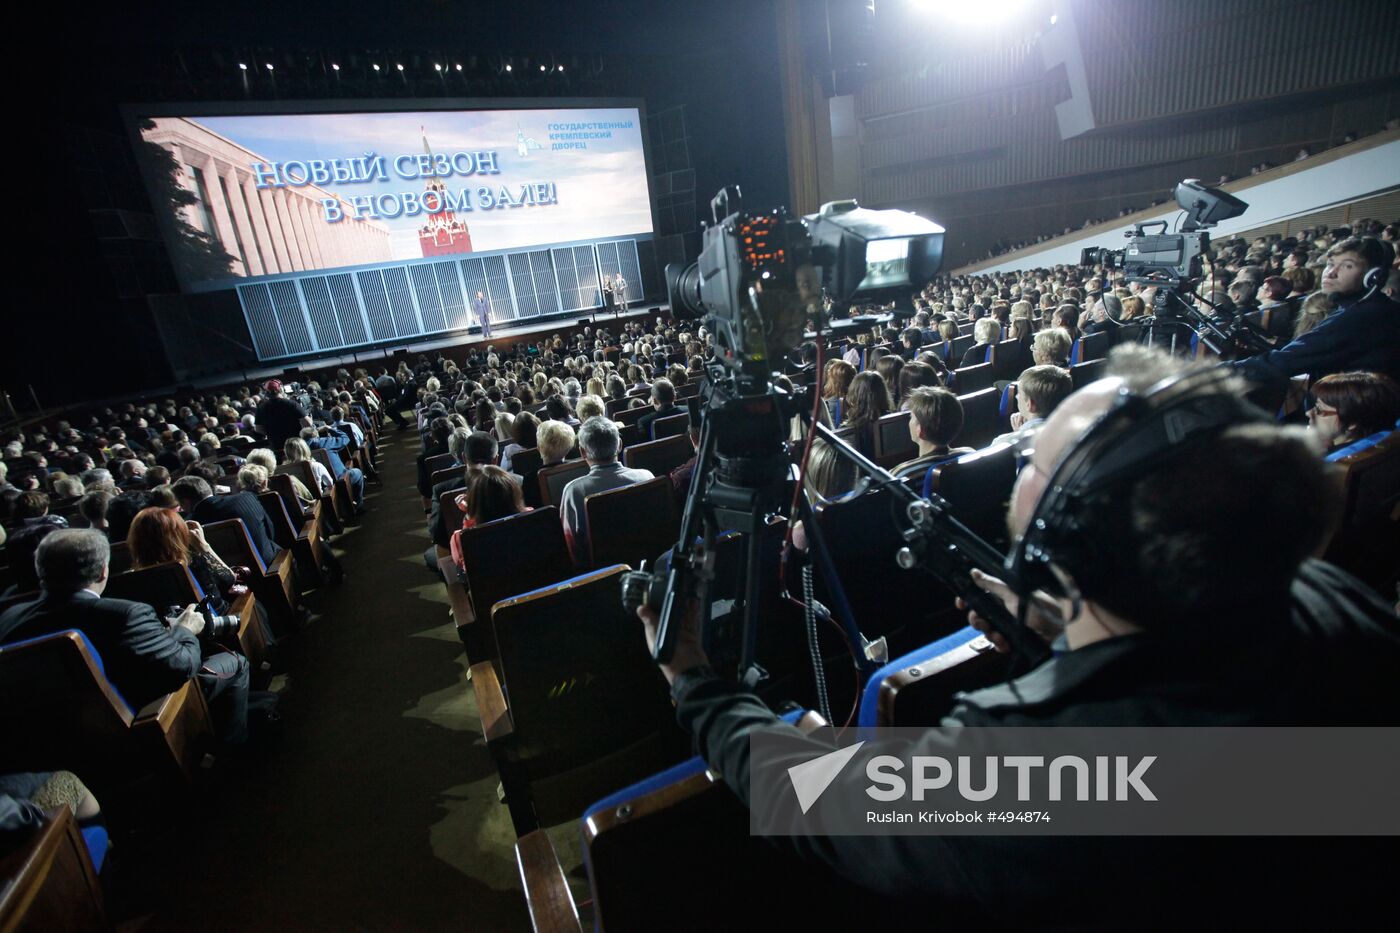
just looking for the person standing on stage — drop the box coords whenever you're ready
[613,273,628,312]
[601,276,614,318]
[473,290,493,340]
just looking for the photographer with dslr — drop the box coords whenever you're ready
[637,346,1399,926]
[0,529,251,744]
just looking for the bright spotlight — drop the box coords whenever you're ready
[557,64,564,72]
[396,63,404,71]
[331,63,340,71]
[505,64,512,72]
[434,63,442,71]
[455,63,462,71]
[1049,13,1058,24]
[238,63,247,71]
[372,63,380,71]
[265,63,274,71]
[539,64,546,72]
[912,0,1029,26]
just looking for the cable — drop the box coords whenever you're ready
[802,563,833,725]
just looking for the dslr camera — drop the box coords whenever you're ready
[168,596,241,641]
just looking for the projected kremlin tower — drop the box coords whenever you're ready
[418,128,473,257]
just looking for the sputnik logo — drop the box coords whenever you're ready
[787,741,865,814]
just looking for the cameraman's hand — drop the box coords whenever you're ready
[956,569,1062,654]
[637,600,709,686]
[172,604,205,636]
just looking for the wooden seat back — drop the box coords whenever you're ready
[814,487,953,648]
[873,410,916,468]
[423,452,455,476]
[1070,357,1108,391]
[649,412,689,440]
[622,434,691,476]
[0,805,107,932]
[538,460,590,508]
[927,442,1017,549]
[0,630,213,787]
[453,506,572,663]
[509,446,543,477]
[951,361,994,395]
[484,566,683,830]
[585,478,678,569]
[955,387,1003,449]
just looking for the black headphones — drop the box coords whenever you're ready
[1362,264,1386,291]
[1004,367,1269,606]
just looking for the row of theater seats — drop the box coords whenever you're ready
[425,355,1399,929]
[0,406,383,930]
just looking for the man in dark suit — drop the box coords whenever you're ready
[0,530,249,742]
[170,476,280,568]
[635,378,678,440]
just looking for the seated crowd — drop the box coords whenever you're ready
[4,215,1398,926]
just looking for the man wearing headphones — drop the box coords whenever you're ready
[638,345,1400,926]
[1233,235,1400,384]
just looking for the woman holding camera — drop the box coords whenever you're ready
[126,506,239,610]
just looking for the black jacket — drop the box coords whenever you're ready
[1235,290,1400,384]
[670,560,1400,926]
[192,493,280,567]
[428,472,471,549]
[0,590,201,709]
[636,404,678,441]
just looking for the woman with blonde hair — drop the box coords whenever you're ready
[1292,291,1333,340]
[283,437,332,494]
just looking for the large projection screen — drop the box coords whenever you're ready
[127,100,655,361]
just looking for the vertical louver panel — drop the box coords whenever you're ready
[300,276,343,350]
[268,280,312,354]
[355,270,396,340]
[237,283,286,359]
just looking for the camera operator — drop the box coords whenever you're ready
[1233,236,1400,384]
[636,346,1399,926]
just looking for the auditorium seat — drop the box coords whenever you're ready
[813,486,956,654]
[200,517,300,636]
[1323,428,1399,591]
[1070,357,1108,391]
[538,460,590,508]
[873,410,916,468]
[857,626,1010,728]
[0,805,108,932]
[622,434,691,476]
[925,442,1017,549]
[107,542,133,577]
[618,422,642,451]
[954,387,1002,448]
[517,711,892,933]
[0,630,214,791]
[585,478,677,569]
[258,490,327,587]
[648,412,689,440]
[1072,330,1108,364]
[509,447,543,477]
[275,463,340,537]
[614,407,650,429]
[471,565,685,834]
[989,338,1025,381]
[311,449,357,523]
[951,361,994,395]
[429,465,464,490]
[448,506,572,663]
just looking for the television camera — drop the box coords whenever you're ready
[623,187,1050,712]
[1079,180,1271,357]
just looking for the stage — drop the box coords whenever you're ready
[193,304,664,389]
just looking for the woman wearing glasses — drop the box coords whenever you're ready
[1307,372,1400,453]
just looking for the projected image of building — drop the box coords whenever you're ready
[417,128,474,257]
[142,117,392,280]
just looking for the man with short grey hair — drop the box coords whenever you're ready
[559,417,654,564]
[0,529,250,742]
